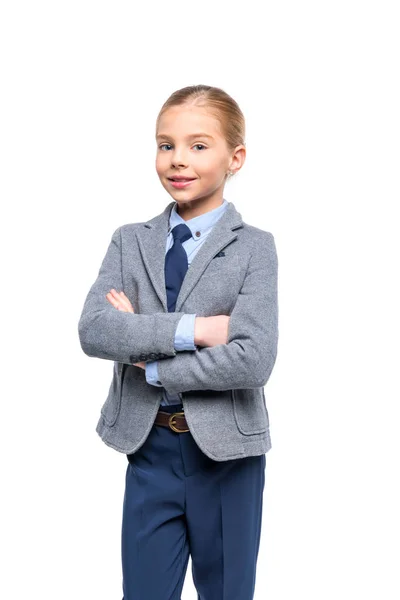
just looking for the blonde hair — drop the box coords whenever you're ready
[156,85,246,179]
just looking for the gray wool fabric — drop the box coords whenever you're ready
[78,200,279,461]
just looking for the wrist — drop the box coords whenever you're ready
[194,316,207,346]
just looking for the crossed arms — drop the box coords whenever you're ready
[78,226,278,392]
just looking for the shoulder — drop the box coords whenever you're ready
[238,221,277,254]
[110,222,145,239]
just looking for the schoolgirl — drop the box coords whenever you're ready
[78,84,279,600]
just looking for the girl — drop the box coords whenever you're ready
[78,84,279,600]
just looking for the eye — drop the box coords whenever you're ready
[158,143,207,151]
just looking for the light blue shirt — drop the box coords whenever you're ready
[145,198,229,405]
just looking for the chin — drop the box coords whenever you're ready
[168,191,196,202]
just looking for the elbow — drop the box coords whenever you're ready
[77,312,118,361]
[78,315,97,357]
[251,349,278,388]
[78,325,93,357]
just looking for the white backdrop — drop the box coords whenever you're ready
[1,1,399,599]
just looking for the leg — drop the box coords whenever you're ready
[121,410,191,600]
[183,442,266,600]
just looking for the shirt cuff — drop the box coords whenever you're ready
[174,313,197,351]
[145,361,163,386]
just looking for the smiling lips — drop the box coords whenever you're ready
[168,177,196,181]
[168,177,196,188]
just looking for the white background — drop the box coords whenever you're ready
[1,1,399,598]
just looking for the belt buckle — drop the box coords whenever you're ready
[168,411,189,433]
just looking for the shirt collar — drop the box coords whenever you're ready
[168,199,228,241]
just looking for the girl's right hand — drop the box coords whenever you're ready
[195,315,230,347]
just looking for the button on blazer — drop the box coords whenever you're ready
[78,200,279,461]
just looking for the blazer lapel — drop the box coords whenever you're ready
[135,200,243,313]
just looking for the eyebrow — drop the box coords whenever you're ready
[156,132,214,141]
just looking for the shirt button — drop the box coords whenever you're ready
[195,231,201,237]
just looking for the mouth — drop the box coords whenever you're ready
[167,177,197,189]
[167,177,197,181]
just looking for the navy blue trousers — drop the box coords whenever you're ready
[121,403,266,600]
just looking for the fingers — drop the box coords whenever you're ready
[106,289,134,312]
[106,291,119,309]
[106,290,123,309]
[119,291,134,310]
[133,361,145,369]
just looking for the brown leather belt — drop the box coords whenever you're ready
[154,409,190,433]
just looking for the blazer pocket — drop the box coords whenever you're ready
[201,254,241,278]
[232,387,269,435]
[100,362,126,427]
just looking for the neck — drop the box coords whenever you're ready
[176,196,224,221]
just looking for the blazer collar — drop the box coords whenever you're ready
[136,200,243,312]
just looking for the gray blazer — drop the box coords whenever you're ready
[78,200,279,461]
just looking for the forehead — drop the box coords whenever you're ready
[156,105,223,140]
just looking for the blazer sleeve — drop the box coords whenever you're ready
[78,226,188,364]
[155,232,279,392]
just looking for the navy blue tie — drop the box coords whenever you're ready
[165,223,192,312]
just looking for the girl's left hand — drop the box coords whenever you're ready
[106,289,145,370]
[106,288,134,313]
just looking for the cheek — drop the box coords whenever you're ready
[196,154,227,178]
[196,162,223,181]
[155,155,167,175]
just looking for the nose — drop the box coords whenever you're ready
[170,147,188,168]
